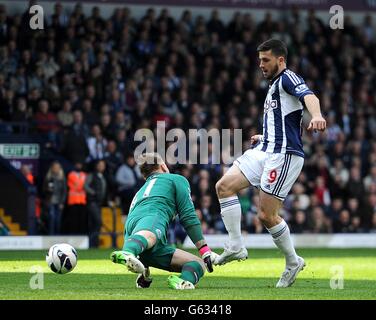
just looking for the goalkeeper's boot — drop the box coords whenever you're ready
[276,256,306,288]
[213,243,248,265]
[167,275,195,290]
[110,250,145,274]
[136,267,153,288]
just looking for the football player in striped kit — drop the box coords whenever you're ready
[214,39,326,288]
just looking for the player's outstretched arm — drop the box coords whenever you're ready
[174,175,218,272]
[281,72,326,132]
[179,214,218,272]
[304,94,327,132]
[187,233,217,273]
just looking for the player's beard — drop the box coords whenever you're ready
[265,64,280,80]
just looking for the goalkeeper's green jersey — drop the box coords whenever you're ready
[128,172,200,229]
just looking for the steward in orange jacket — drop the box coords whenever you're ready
[67,169,87,205]
[62,162,88,234]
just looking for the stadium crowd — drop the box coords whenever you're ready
[0,2,376,242]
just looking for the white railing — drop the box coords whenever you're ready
[184,234,376,248]
[0,236,89,250]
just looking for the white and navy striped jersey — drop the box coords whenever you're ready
[258,68,313,158]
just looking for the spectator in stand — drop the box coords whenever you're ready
[20,164,42,234]
[364,165,376,190]
[325,113,343,146]
[82,98,100,127]
[100,112,116,140]
[103,140,123,201]
[349,216,364,233]
[290,210,310,234]
[61,110,89,164]
[328,197,344,221]
[11,97,30,123]
[369,212,376,233]
[195,208,209,234]
[314,176,331,207]
[108,88,125,116]
[288,182,311,211]
[20,164,34,185]
[196,194,216,234]
[115,153,143,215]
[57,100,74,130]
[33,99,61,148]
[113,111,130,134]
[86,124,108,164]
[347,198,363,222]
[84,160,107,247]
[346,166,365,201]
[9,65,28,96]
[333,209,351,233]
[363,193,376,230]
[115,128,130,153]
[42,161,66,235]
[0,88,15,124]
[329,159,349,199]
[309,206,332,233]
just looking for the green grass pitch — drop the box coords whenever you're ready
[1,248,375,300]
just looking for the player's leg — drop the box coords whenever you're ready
[258,154,305,287]
[215,165,249,250]
[111,216,158,274]
[258,191,305,287]
[128,222,171,288]
[258,191,298,263]
[167,249,206,290]
[214,149,266,265]
[123,230,157,255]
[111,230,156,273]
[136,245,205,290]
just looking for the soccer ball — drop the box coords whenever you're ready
[46,243,77,274]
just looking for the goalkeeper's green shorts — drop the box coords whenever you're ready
[124,215,176,271]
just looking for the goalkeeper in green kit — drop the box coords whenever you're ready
[111,153,218,290]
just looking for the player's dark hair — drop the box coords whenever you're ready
[257,39,288,60]
[137,153,164,178]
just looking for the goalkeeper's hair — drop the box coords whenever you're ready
[257,39,288,60]
[137,152,164,178]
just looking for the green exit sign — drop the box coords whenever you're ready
[0,144,40,159]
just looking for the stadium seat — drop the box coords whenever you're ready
[0,208,27,236]
[98,207,123,248]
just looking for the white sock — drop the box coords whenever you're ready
[267,220,298,268]
[219,196,243,250]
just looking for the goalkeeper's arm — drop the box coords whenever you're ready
[183,222,215,273]
[174,175,216,272]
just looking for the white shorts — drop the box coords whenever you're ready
[234,149,304,201]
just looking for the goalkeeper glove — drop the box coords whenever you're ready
[199,245,214,273]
